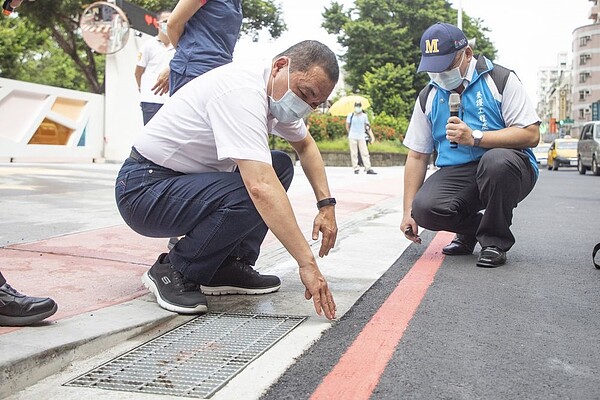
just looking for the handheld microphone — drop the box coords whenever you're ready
[449,92,460,149]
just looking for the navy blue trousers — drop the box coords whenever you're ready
[115,149,294,284]
[411,148,537,251]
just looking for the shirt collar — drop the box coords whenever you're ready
[463,57,477,87]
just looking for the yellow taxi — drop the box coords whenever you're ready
[547,137,579,171]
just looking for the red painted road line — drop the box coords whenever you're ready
[310,231,454,400]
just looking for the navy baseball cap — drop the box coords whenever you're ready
[417,22,468,73]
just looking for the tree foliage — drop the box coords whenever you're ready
[0,16,98,91]
[323,0,497,117]
[361,62,415,118]
[0,0,285,93]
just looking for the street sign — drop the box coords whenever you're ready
[592,102,600,121]
[115,0,157,36]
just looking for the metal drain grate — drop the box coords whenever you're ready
[65,313,306,398]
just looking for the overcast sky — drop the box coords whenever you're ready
[234,0,592,103]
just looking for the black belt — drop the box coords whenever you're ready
[130,147,147,162]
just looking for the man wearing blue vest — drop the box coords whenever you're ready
[400,22,540,268]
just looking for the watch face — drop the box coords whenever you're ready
[473,130,483,139]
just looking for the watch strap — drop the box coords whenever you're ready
[317,197,336,209]
[472,130,483,147]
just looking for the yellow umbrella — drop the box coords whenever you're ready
[328,95,371,116]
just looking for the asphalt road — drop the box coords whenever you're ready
[2,163,599,399]
[263,167,600,400]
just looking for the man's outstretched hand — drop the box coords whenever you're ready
[299,263,336,320]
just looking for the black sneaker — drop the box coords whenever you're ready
[142,254,208,314]
[366,169,377,175]
[0,283,57,326]
[201,258,281,295]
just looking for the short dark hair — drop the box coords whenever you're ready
[274,40,339,84]
[354,102,362,106]
[157,10,170,20]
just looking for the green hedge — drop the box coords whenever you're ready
[307,112,406,143]
[269,111,409,154]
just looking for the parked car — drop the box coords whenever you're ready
[547,137,578,171]
[532,143,551,166]
[577,121,600,175]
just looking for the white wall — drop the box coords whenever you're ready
[0,78,104,163]
[103,30,150,162]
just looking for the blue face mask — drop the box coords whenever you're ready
[269,59,314,123]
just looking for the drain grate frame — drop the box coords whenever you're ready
[64,313,306,398]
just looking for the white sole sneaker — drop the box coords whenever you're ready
[142,272,208,314]
[200,284,281,296]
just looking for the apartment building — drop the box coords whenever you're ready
[537,54,570,140]
[571,0,600,137]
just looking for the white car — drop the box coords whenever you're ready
[532,143,551,166]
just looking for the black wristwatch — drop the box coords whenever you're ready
[317,197,337,209]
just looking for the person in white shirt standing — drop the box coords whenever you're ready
[346,102,377,175]
[134,10,174,125]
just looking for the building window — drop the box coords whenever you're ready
[580,90,591,101]
[580,35,591,46]
[580,54,592,65]
[580,72,591,83]
[580,109,586,119]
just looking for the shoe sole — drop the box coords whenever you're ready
[442,249,474,256]
[142,272,208,314]
[476,260,505,268]
[0,303,58,327]
[200,284,281,296]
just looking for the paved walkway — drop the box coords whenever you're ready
[0,163,412,398]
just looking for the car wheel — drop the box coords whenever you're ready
[578,157,587,175]
[552,160,559,171]
[593,157,600,176]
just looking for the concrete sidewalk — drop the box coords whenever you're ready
[0,163,413,399]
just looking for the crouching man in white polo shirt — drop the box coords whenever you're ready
[115,40,339,320]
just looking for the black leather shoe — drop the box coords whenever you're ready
[0,283,58,326]
[476,246,507,268]
[442,234,477,255]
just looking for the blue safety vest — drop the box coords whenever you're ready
[426,57,538,175]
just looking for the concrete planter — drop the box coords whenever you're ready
[282,151,407,167]
[320,151,407,167]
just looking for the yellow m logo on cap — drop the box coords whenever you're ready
[425,39,439,54]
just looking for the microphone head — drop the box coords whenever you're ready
[449,93,460,111]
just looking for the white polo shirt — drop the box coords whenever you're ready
[133,62,307,174]
[136,38,174,104]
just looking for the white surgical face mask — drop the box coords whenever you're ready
[269,59,314,123]
[427,51,466,91]
[354,107,362,113]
